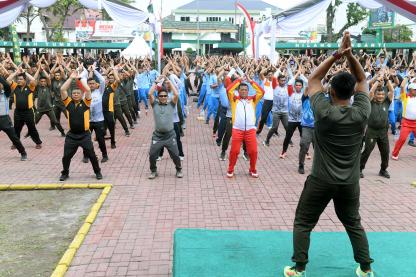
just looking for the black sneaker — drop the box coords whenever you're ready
[125,131,130,137]
[176,170,184,178]
[101,156,109,163]
[263,141,269,147]
[111,143,116,149]
[408,141,416,147]
[21,153,27,161]
[219,151,226,161]
[96,172,103,180]
[59,173,69,181]
[148,171,158,179]
[360,171,364,178]
[82,157,89,163]
[379,170,390,179]
[61,132,66,137]
[298,165,305,174]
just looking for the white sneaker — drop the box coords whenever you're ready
[179,156,184,161]
[156,156,162,161]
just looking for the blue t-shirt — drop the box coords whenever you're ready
[301,94,314,128]
[136,72,150,89]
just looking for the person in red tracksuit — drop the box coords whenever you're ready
[226,76,264,178]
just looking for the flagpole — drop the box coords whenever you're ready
[158,0,162,73]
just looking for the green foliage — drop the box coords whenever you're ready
[383,25,413,42]
[362,28,376,35]
[326,1,368,42]
[185,48,194,54]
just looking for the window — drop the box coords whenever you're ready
[228,17,234,24]
[180,16,190,22]
[207,17,221,22]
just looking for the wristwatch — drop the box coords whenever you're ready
[332,51,342,60]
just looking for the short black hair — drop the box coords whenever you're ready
[238,82,249,90]
[278,74,286,80]
[39,76,47,81]
[158,90,168,96]
[87,77,96,82]
[330,72,356,100]
[294,79,303,87]
[266,70,274,76]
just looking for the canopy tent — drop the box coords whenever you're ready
[121,36,152,59]
[0,0,149,28]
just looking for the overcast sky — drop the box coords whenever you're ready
[133,0,305,17]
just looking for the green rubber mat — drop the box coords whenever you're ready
[173,229,416,277]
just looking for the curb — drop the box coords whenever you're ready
[0,183,112,277]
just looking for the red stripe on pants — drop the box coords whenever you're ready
[392,118,416,157]
[228,128,258,173]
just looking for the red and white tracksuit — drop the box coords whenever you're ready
[226,79,264,173]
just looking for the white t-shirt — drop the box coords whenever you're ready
[263,79,274,100]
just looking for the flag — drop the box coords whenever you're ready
[236,2,256,58]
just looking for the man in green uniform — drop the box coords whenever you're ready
[283,32,374,277]
[360,75,394,179]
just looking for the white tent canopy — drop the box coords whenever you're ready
[121,36,152,59]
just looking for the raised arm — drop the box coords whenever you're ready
[60,71,76,100]
[0,76,11,97]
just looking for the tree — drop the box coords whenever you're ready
[39,0,82,42]
[19,6,40,41]
[384,24,413,42]
[325,0,368,42]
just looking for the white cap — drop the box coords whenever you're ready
[408,83,416,90]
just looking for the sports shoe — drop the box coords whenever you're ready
[35,144,42,149]
[125,131,130,137]
[391,155,398,161]
[148,171,158,179]
[289,141,294,147]
[21,153,28,161]
[263,141,269,147]
[111,143,116,149]
[130,125,135,129]
[226,171,234,178]
[360,171,364,178]
[101,156,109,163]
[95,172,103,180]
[356,266,374,277]
[283,266,306,277]
[219,152,226,161]
[249,171,259,178]
[179,156,184,161]
[280,152,287,159]
[61,132,66,137]
[379,170,390,179]
[242,153,249,161]
[59,173,69,181]
[298,165,305,174]
[176,170,184,178]
[11,145,16,150]
[408,141,416,147]
[82,157,89,163]
[24,132,30,138]
[306,153,311,160]
[156,156,162,161]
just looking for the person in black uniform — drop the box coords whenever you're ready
[6,67,43,149]
[102,68,118,149]
[59,70,102,181]
[50,70,68,130]
[33,65,66,137]
[0,75,27,160]
[360,74,394,179]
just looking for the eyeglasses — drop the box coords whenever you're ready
[159,95,168,98]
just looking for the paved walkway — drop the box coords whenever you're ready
[1,102,415,276]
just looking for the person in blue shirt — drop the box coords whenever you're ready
[135,67,151,114]
[206,67,220,124]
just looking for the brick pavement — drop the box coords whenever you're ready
[0,102,415,276]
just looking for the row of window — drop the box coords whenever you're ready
[180,17,235,23]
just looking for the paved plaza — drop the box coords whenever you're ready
[1,104,415,276]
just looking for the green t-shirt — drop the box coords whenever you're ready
[367,98,391,130]
[310,92,371,185]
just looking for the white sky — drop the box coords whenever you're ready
[133,0,306,17]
